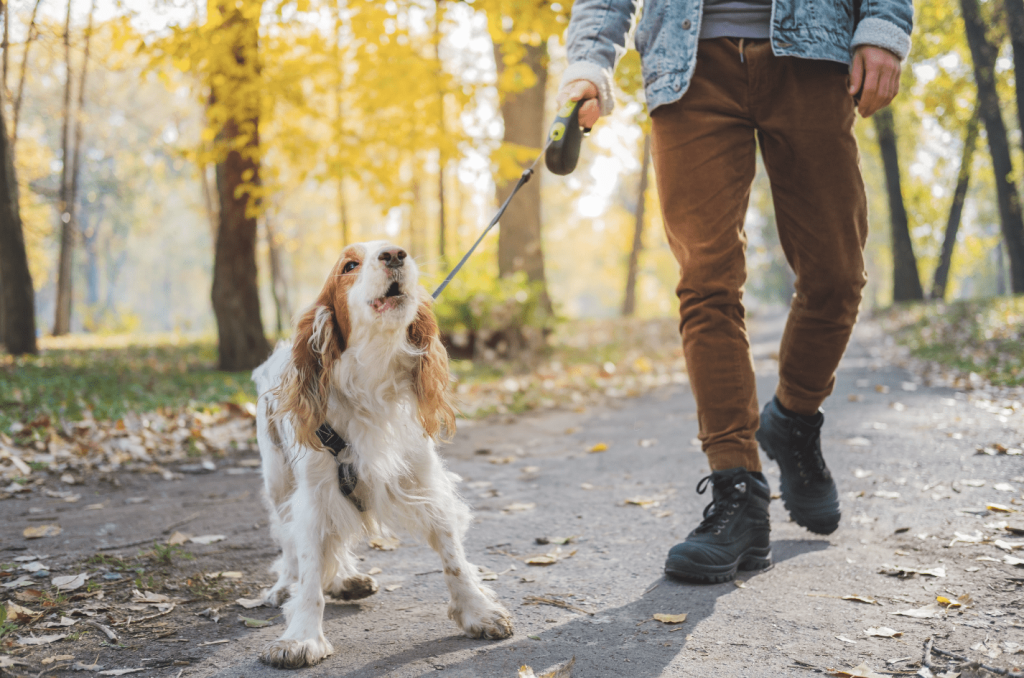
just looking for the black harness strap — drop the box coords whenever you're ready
[315,423,365,512]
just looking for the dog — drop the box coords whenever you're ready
[251,240,514,668]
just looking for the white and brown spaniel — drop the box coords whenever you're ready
[252,241,513,668]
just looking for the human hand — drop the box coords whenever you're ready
[555,80,601,129]
[849,45,901,118]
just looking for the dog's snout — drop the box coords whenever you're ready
[379,247,407,269]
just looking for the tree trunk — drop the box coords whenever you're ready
[209,0,270,370]
[265,215,290,336]
[52,0,75,336]
[961,0,1024,293]
[435,1,447,262]
[0,86,36,355]
[199,163,219,240]
[1005,0,1024,155]
[3,0,9,89]
[931,109,979,301]
[873,107,924,302]
[333,9,350,246]
[622,133,650,317]
[492,40,550,304]
[11,0,43,146]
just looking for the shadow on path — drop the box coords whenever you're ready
[317,538,830,678]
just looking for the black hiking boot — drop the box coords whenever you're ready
[664,468,772,583]
[756,396,840,535]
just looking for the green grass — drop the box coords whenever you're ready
[0,336,256,432]
[881,295,1024,386]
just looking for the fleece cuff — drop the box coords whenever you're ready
[851,17,912,61]
[559,61,616,117]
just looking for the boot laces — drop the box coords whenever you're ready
[791,424,830,484]
[694,474,748,535]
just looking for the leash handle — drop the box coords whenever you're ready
[544,99,589,176]
[431,168,535,299]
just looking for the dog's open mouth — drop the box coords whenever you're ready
[371,281,405,313]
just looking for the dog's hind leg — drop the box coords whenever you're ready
[324,544,378,601]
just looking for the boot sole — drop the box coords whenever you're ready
[761,446,841,535]
[664,546,772,584]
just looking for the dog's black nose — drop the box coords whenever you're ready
[379,247,406,269]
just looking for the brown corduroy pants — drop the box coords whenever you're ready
[650,38,869,473]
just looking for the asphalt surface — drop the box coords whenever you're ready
[3,312,1023,677]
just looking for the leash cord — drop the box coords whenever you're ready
[431,141,552,300]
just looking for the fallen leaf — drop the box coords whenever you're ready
[1005,554,1024,566]
[488,455,517,465]
[190,535,226,545]
[874,385,890,394]
[197,607,221,622]
[130,590,170,605]
[995,483,1016,492]
[580,483,594,490]
[4,602,43,622]
[97,669,145,676]
[235,598,265,609]
[72,661,104,671]
[842,595,879,605]
[836,635,857,644]
[525,554,558,566]
[517,656,575,678]
[165,531,191,546]
[639,438,657,447]
[846,437,872,447]
[936,596,961,609]
[588,443,608,453]
[878,564,945,578]
[238,615,272,628]
[829,662,888,678]
[872,491,901,499]
[368,567,382,575]
[52,573,89,591]
[653,613,687,624]
[624,496,660,507]
[41,655,75,665]
[16,633,69,646]
[535,536,576,545]
[503,502,536,513]
[522,466,540,474]
[960,479,986,487]
[864,627,902,638]
[369,536,400,551]
[891,603,944,619]
[384,584,402,592]
[987,504,1014,513]
[0,657,31,669]
[23,525,62,539]
[211,571,243,579]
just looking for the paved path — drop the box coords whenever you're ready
[3,313,1023,677]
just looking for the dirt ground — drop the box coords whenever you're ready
[2,314,1023,677]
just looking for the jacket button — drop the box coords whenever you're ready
[682,19,692,29]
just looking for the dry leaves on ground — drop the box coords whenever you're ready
[652,613,687,624]
[878,564,945,578]
[524,547,577,566]
[517,656,575,678]
[828,663,888,678]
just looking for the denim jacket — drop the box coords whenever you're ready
[561,0,914,115]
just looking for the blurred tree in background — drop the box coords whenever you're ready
[0,0,1022,362]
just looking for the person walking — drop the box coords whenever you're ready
[556,0,912,582]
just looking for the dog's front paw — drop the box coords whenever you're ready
[261,585,291,608]
[450,601,514,640]
[259,637,334,668]
[326,573,378,601]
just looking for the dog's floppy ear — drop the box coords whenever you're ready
[276,302,346,451]
[408,294,456,440]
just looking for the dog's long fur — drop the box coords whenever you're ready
[252,241,512,669]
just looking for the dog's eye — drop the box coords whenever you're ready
[342,261,359,274]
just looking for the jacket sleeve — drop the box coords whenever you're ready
[851,0,914,61]
[559,0,641,117]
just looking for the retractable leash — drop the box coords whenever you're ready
[325,99,591,509]
[431,98,591,299]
